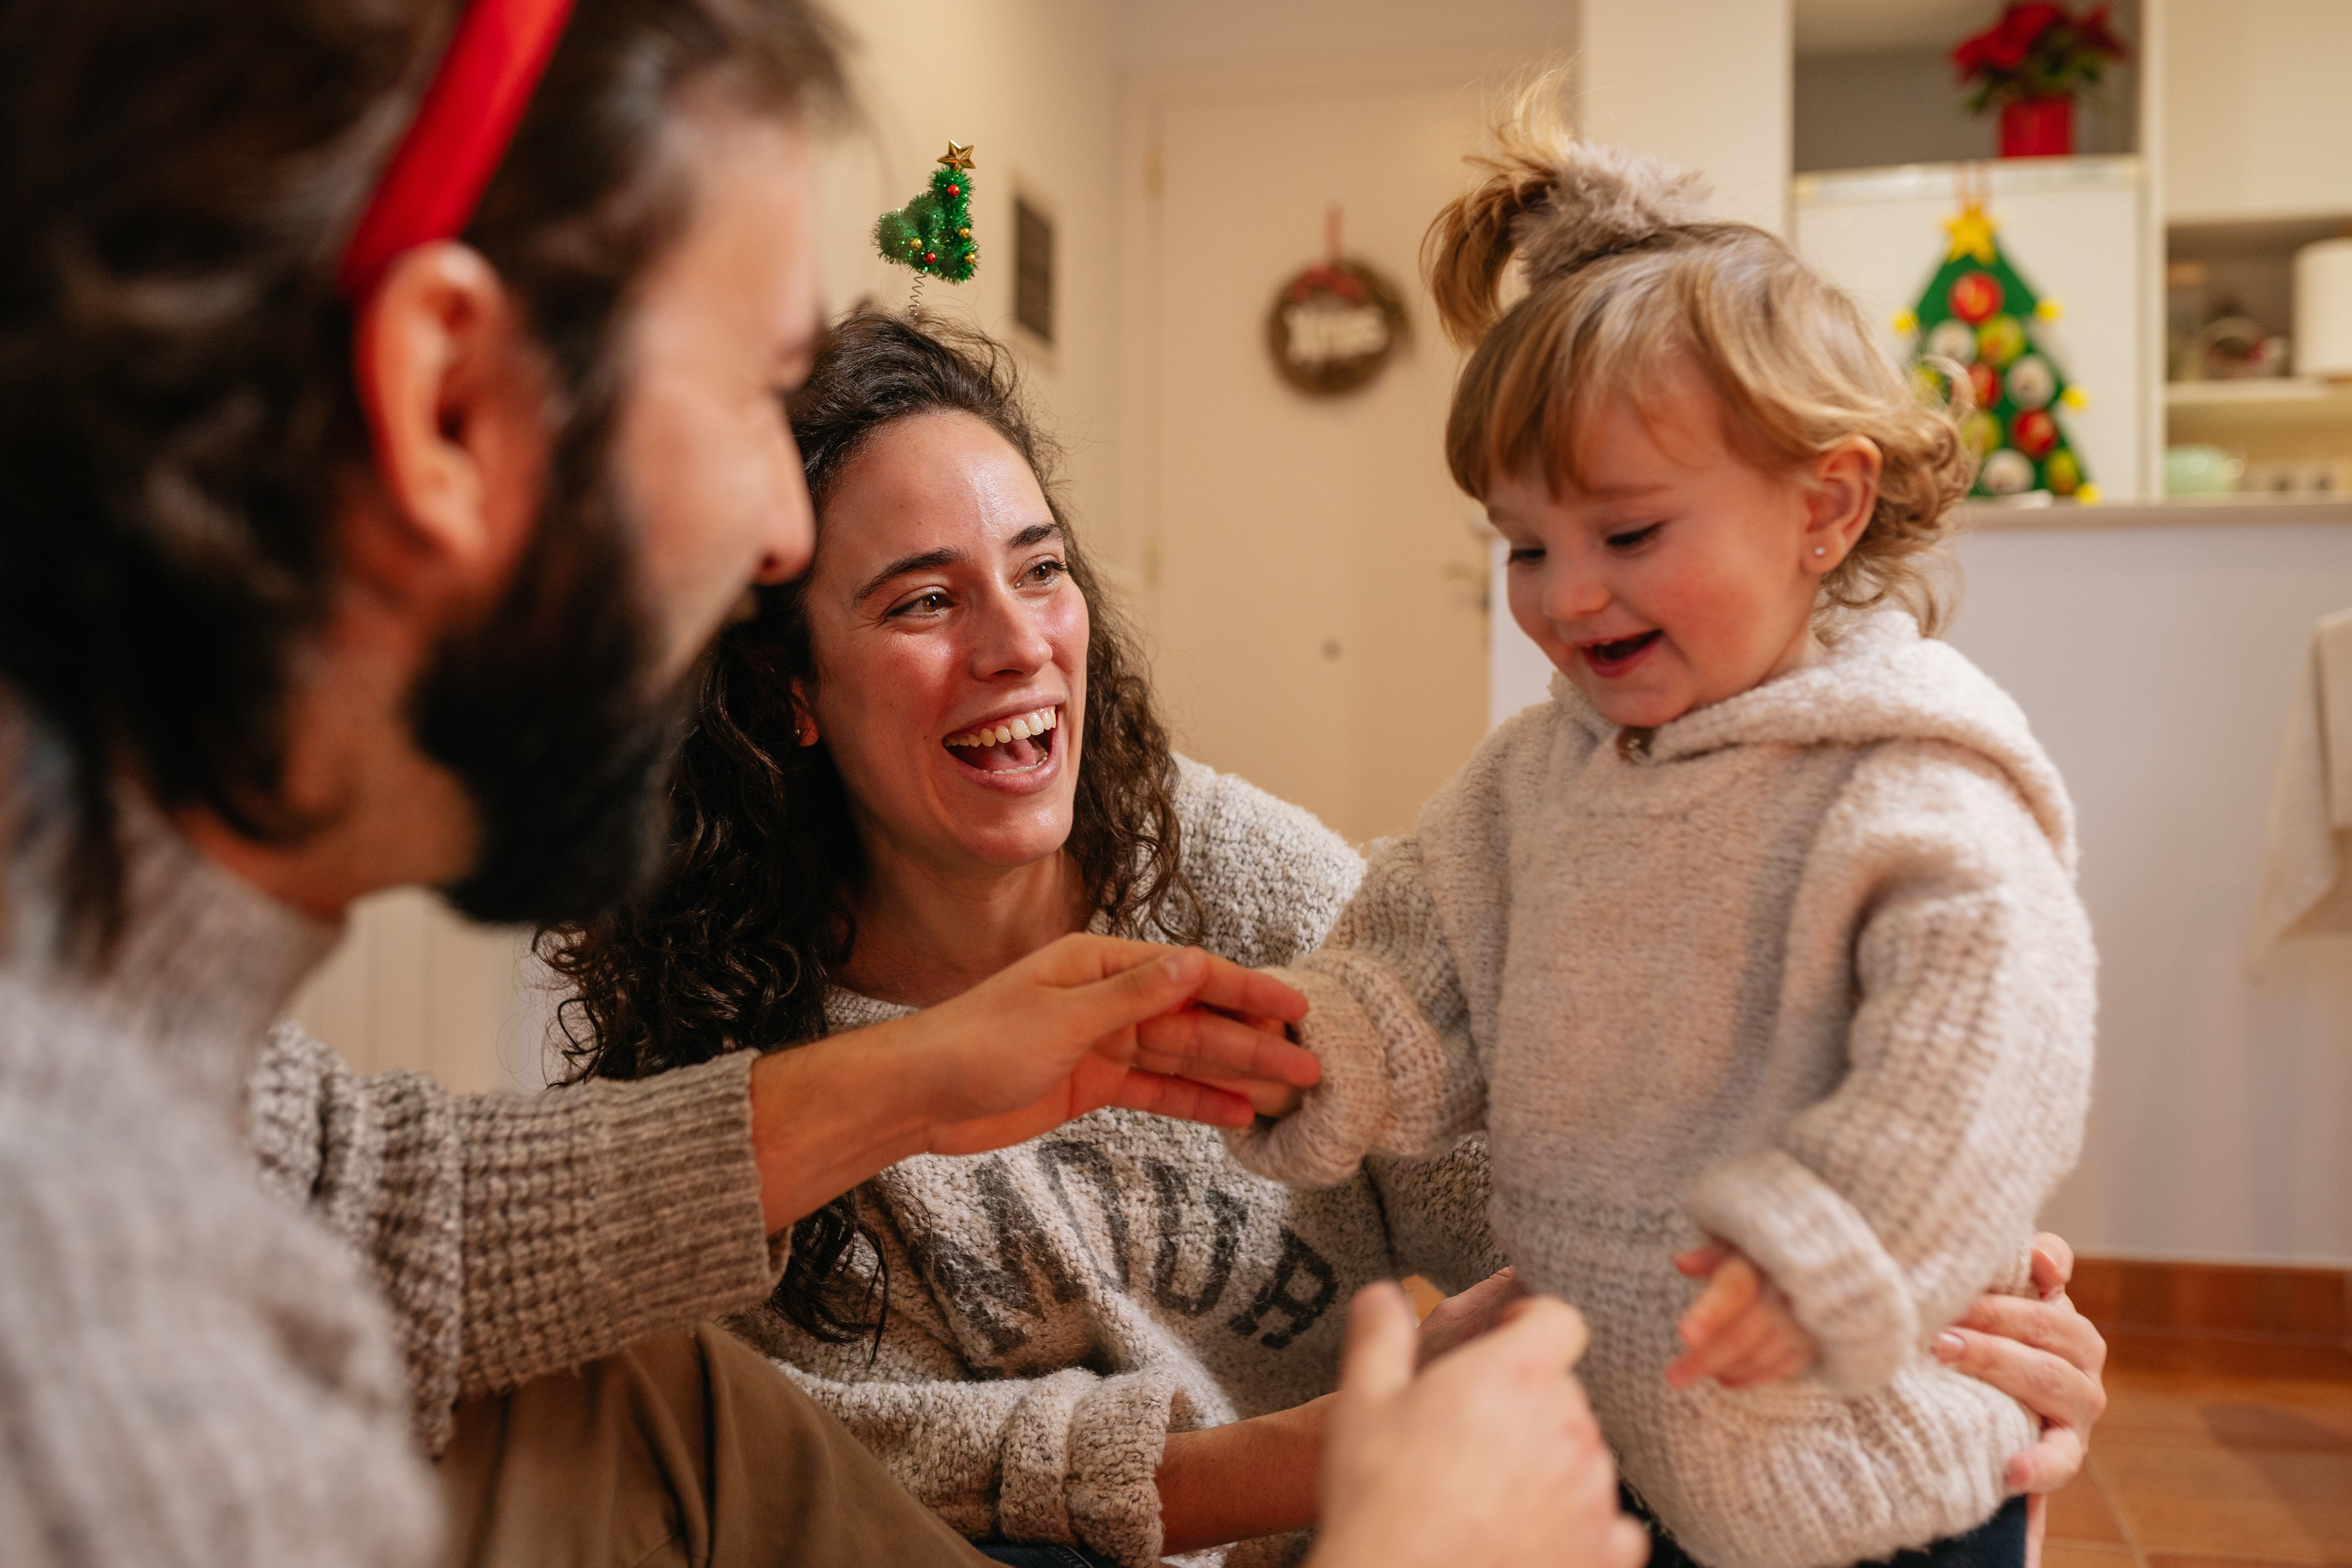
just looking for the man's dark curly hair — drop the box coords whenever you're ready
[539,311,1202,1342]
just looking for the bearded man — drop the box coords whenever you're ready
[0,2,1636,1564]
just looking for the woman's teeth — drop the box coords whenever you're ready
[944,706,1059,751]
[943,704,1058,776]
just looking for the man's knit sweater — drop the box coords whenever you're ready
[1228,614,2097,1568]
[0,717,435,1564]
[247,1026,781,1456]
[726,758,1503,1568]
[0,700,789,1564]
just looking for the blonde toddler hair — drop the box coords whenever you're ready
[1424,84,1975,631]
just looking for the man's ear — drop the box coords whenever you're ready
[1800,436,1884,575]
[345,240,554,609]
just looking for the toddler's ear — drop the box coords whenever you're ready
[1799,436,1884,574]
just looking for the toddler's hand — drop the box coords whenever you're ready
[1664,1243,1817,1390]
[1196,1007,1310,1117]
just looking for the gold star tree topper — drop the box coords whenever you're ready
[938,141,976,171]
[1942,203,2000,265]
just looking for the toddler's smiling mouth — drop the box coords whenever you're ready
[1579,630,1662,677]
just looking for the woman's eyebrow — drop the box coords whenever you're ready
[853,547,964,605]
[1005,521,1062,551]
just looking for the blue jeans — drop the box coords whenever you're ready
[1626,1492,2029,1568]
[978,1546,1122,1568]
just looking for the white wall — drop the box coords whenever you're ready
[1117,0,1573,73]
[288,894,550,1093]
[2163,0,2352,222]
[1577,0,1792,232]
[1950,519,2352,1267]
[819,0,1126,527]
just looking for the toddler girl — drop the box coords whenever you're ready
[1230,101,2096,1568]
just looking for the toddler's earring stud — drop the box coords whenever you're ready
[1813,547,1827,557]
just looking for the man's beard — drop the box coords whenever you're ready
[410,427,692,927]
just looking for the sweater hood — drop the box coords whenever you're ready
[1550,611,2076,873]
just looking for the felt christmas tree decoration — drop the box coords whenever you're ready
[1896,200,2097,502]
[876,142,979,289]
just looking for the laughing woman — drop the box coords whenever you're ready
[544,314,2109,1568]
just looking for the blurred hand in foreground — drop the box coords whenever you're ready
[1309,1282,1650,1568]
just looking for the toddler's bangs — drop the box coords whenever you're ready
[1445,270,1696,503]
[1441,236,1980,632]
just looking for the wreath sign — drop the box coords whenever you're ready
[1266,208,1408,397]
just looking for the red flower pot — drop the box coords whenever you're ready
[1999,96,2075,157]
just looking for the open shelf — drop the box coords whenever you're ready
[2167,377,2352,407]
[2166,378,2352,421]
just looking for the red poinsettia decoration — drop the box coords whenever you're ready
[1952,3,2128,111]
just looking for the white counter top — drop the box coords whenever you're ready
[1957,496,2352,531]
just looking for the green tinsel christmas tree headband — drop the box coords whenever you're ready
[876,142,979,286]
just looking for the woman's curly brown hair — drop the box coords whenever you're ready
[537,310,1201,1343]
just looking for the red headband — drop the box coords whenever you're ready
[337,0,577,300]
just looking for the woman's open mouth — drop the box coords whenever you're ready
[943,704,1060,775]
[1579,630,1662,678]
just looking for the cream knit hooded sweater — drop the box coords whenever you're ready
[1229,612,2097,1568]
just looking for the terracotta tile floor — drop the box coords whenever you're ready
[2046,1366,2352,1568]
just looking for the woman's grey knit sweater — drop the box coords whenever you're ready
[725,758,1503,1568]
[1229,613,2098,1568]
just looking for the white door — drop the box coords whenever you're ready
[1143,80,1495,844]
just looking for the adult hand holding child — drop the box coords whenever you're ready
[746,934,1315,1232]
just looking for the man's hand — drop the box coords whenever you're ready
[1309,1283,1649,1568]
[904,934,1318,1155]
[1664,1244,1817,1391]
[748,934,1316,1232]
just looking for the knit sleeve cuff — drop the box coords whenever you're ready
[589,1051,782,1339]
[1225,961,1457,1188]
[995,1367,1199,1568]
[1684,1148,1919,1395]
[454,1051,779,1400]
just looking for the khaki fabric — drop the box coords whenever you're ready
[439,1326,992,1568]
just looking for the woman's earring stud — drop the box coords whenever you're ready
[1813,547,1828,557]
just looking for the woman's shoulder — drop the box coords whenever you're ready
[1168,754,1366,967]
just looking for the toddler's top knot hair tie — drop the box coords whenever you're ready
[1512,142,1713,287]
[1422,73,1713,348]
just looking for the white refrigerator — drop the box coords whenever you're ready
[1790,155,2152,505]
